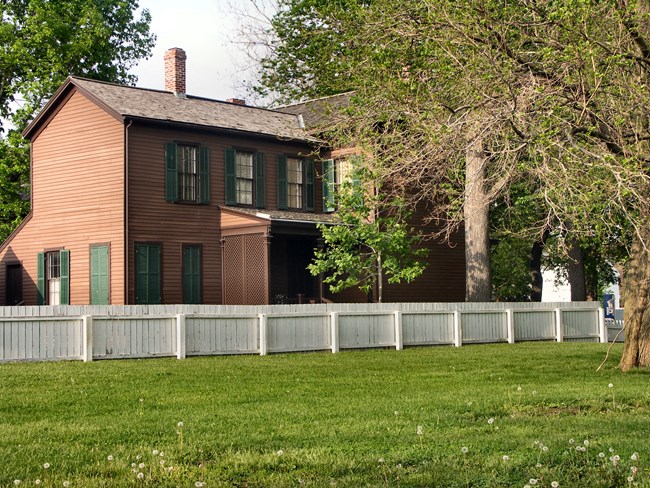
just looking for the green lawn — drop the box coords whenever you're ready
[0,342,648,487]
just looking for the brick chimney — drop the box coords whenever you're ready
[164,47,186,96]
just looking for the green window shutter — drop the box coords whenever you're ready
[165,142,178,202]
[255,152,266,208]
[59,249,70,305]
[199,146,211,204]
[90,246,109,305]
[305,159,315,211]
[322,159,335,212]
[225,148,236,205]
[183,246,201,304]
[136,244,161,304]
[277,154,288,210]
[36,252,45,305]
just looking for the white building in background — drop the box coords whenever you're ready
[541,269,620,308]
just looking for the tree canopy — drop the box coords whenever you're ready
[0,0,155,243]
[251,0,650,368]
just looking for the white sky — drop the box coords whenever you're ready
[130,0,268,101]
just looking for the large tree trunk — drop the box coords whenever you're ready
[567,240,587,301]
[464,137,491,302]
[619,230,650,371]
[529,230,549,302]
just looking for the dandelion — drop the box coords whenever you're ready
[551,482,559,488]
[542,446,549,452]
[599,452,606,458]
[63,482,70,488]
[138,463,145,469]
[13,481,20,486]
[394,411,399,416]
[136,455,142,460]
[517,386,522,391]
[107,455,114,462]
[536,463,542,468]
[195,483,205,488]
[569,439,575,444]
[417,425,423,436]
[152,449,159,456]
[488,418,495,425]
[608,383,614,388]
[43,463,50,469]
[276,450,284,456]
[461,447,469,454]
[583,440,589,446]
[609,448,615,453]
[177,421,184,428]
[632,466,638,474]
[502,455,509,461]
[631,452,639,461]
[137,472,144,480]
[131,463,136,468]
[532,391,537,395]
[530,479,538,485]
[35,481,41,486]
[160,460,165,466]
[628,476,634,482]
[159,452,164,457]
[467,401,473,407]
[378,458,385,463]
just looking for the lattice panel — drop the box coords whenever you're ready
[223,236,244,304]
[244,233,266,304]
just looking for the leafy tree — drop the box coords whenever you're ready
[308,165,427,302]
[251,0,650,369]
[0,0,155,242]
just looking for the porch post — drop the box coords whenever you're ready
[263,228,272,304]
[220,237,226,304]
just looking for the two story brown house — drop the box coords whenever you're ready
[0,48,465,306]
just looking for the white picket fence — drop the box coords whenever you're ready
[0,302,615,363]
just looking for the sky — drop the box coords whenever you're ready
[129,0,267,101]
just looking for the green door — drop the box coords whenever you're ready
[136,244,161,304]
[183,245,201,304]
[90,245,109,304]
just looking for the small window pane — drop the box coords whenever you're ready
[178,145,198,202]
[287,158,303,208]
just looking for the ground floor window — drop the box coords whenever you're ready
[183,245,201,304]
[36,249,69,305]
[135,244,161,304]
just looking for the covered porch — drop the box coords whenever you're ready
[220,207,337,305]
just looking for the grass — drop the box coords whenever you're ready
[0,342,648,487]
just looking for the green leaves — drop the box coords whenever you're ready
[308,164,427,301]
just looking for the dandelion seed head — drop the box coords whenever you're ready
[13,481,20,486]
[159,452,164,457]
[137,472,144,480]
[530,479,538,485]
[494,426,499,431]
[416,425,423,435]
[631,452,639,461]
[461,447,469,454]
[536,463,542,468]
[599,452,605,458]
[502,455,509,461]
[543,446,549,452]
[107,455,114,462]
[532,391,537,395]
[276,450,284,456]
[136,455,142,460]
[177,421,184,428]
[608,383,614,388]
[394,411,399,416]
[152,450,159,456]
[63,482,70,488]
[628,476,634,482]
[35,480,41,486]
[632,466,638,474]
[609,447,615,453]
[160,460,165,466]
[378,457,384,463]
[138,463,145,469]
[551,482,559,488]
[569,439,575,444]
[43,463,50,469]
[517,386,522,391]
[488,417,494,424]
[583,440,589,446]
[467,401,473,407]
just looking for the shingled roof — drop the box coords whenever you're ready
[276,92,353,132]
[24,77,320,143]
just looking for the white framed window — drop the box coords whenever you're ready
[235,151,254,205]
[287,157,303,209]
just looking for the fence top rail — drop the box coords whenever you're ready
[0,316,84,323]
[93,315,178,321]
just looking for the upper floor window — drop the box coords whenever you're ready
[277,155,314,211]
[322,157,359,213]
[178,145,198,202]
[287,157,303,209]
[164,142,210,204]
[236,151,254,205]
[225,148,266,208]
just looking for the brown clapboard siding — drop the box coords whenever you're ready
[126,124,315,304]
[0,89,125,305]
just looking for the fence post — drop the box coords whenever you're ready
[453,311,462,347]
[176,314,186,359]
[82,315,93,362]
[555,308,563,342]
[394,311,403,351]
[259,313,268,356]
[506,309,515,344]
[598,307,607,343]
[330,312,339,353]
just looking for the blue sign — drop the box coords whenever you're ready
[603,293,615,320]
